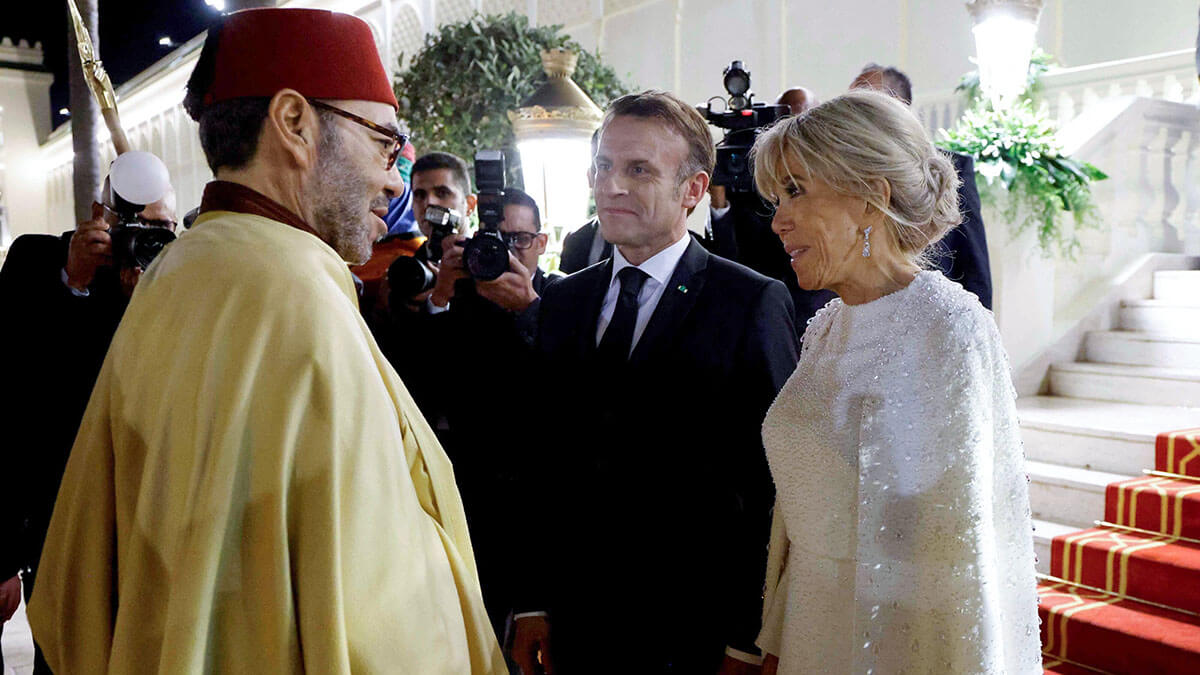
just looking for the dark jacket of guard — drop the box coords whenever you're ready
[519,237,800,672]
[559,217,612,275]
[0,233,127,585]
[930,152,992,309]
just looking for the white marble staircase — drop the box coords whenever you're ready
[1022,268,1200,573]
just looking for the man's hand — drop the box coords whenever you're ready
[65,201,113,291]
[0,575,21,622]
[430,234,468,308]
[511,615,555,675]
[119,266,143,298]
[717,655,762,675]
[761,653,779,675]
[477,252,537,312]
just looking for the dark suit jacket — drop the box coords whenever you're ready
[524,238,800,664]
[0,233,127,580]
[559,218,612,275]
[931,152,993,309]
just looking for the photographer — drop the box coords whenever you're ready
[432,187,558,317]
[372,151,476,425]
[430,187,561,640]
[696,62,834,335]
[0,187,176,674]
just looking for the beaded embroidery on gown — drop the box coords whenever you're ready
[757,271,1041,674]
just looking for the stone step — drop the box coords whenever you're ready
[1154,269,1200,304]
[1033,518,1078,576]
[1119,299,1200,335]
[1026,460,1129,529]
[1049,362,1200,407]
[1017,396,1200,475]
[1085,330,1200,369]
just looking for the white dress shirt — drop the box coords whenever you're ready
[594,232,692,357]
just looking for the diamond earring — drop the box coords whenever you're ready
[862,226,873,258]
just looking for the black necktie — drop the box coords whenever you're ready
[598,266,650,365]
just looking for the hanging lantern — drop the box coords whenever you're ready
[966,0,1045,109]
[509,48,602,252]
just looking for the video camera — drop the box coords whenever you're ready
[698,60,788,193]
[104,151,176,269]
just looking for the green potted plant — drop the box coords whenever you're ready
[395,12,633,184]
[937,50,1107,258]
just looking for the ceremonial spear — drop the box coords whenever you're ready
[67,0,132,155]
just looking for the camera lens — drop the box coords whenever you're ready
[388,255,437,298]
[129,227,176,269]
[464,233,510,281]
[723,61,750,97]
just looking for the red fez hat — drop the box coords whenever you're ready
[194,8,397,111]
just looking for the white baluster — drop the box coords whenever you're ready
[1055,90,1075,128]
[1163,74,1184,102]
[1180,127,1200,248]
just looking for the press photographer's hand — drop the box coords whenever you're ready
[65,202,113,291]
[430,234,468,308]
[476,251,537,312]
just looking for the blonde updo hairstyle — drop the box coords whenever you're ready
[752,89,961,270]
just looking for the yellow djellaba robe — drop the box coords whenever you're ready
[27,208,507,674]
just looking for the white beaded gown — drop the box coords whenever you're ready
[757,271,1041,674]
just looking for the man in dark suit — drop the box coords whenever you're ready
[511,91,800,675]
[0,195,177,674]
[851,63,993,308]
[559,216,611,274]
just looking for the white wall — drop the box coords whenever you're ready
[561,0,1199,109]
[0,63,52,242]
[17,0,1200,238]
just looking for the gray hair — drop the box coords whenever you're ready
[751,89,961,268]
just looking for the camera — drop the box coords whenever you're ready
[387,204,465,298]
[698,60,788,193]
[424,204,462,264]
[386,151,512,300]
[461,150,510,282]
[105,151,176,269]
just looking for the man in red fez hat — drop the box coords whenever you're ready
[28,8,506,674]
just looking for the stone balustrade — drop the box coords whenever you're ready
[914,48,1199,136]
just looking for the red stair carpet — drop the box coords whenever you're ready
[1039,427,1200,674]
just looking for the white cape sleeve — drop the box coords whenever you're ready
[851,307,1042,674]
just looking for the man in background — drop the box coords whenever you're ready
[0,191,176,675]
[561,129,612,274]
[434,187,561,638]
[775,86,818,115]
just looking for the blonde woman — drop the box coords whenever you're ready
[752,90,1041,674]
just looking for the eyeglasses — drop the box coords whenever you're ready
[308,99,409,171]
[501,231,542,250]
[102,203,177,231]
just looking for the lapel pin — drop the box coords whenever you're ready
[677,285,688,293]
